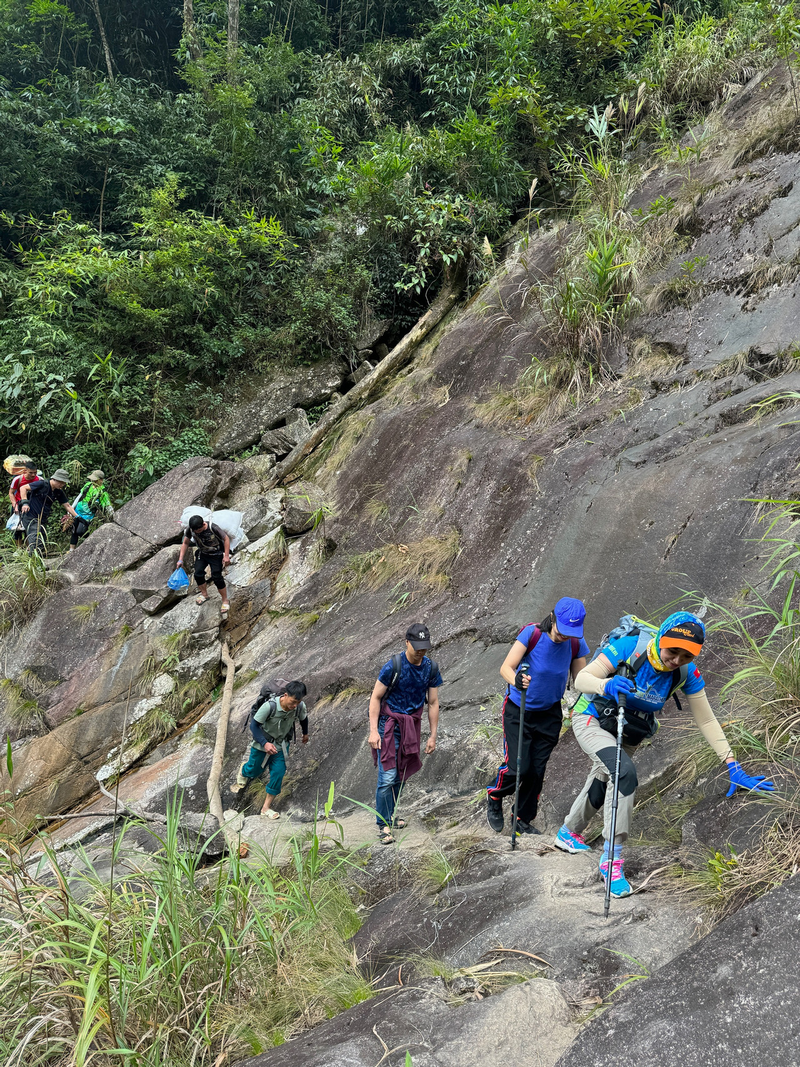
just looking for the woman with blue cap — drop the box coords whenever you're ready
[555,611,775,898]
[487,597,590,837]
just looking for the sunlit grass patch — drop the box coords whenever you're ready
[334,530,461,598]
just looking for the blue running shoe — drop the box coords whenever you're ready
[555,825,592,853]
[599,857,632,897]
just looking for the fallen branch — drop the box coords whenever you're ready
[206,640,239,851]
[264,260,468,490]
[96,779,165,823]
[485,946,552,967]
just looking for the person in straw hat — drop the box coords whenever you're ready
[63,469,114,550]
[18,468,78,555]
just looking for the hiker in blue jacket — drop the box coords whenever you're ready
[368,622,443,844]
[556,611,776,899]
[487,598,589,837]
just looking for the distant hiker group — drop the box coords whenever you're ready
[4,457,235,620]
[5,457,113,556]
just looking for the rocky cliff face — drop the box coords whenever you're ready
[3,61,800,1066]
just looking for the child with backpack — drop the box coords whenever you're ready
[486,598,589,838]
[368,623,443,844]
[555,611,776,899]
[230,680,309,819]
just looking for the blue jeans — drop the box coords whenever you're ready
[375,720,403,827]
[240,744,288,795]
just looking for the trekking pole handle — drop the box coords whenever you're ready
[616,662,635,710]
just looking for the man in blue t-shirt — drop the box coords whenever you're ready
[487,597,589,836]
[368,622,443,844]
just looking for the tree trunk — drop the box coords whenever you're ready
[183,0,202,61]
[206,641,240,852]
[89,0,114,82]
[227,0,240,71]
[264,260,468,491]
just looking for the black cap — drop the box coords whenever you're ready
[406,622,431,650]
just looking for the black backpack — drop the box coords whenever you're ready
[384,653,439,702]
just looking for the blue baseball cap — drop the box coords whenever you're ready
[554,597,586,638]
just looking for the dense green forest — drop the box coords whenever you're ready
[0,0,789,494]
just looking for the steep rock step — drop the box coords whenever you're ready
[234,809,699,1067]
[556,872,800,1067]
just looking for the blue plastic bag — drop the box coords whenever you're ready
[167,566,189,591]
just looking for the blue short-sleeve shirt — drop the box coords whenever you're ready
[507,626,590,709]
[581,635,705,718]
[378,654,443,713]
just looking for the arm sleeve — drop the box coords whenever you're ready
[686,690,733,761]
[298,716,309,735]
[574,658,614,696]
[250,719,268,745]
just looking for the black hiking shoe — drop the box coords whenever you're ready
[514,819,541,836]
[486,796,504,833]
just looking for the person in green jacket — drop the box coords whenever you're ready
[64,469,114,549]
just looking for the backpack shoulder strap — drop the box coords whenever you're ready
[524,626,543,656]
[425,658,439,688]
[253,695,278,720]
[667,664,689,709]
[384,653,403,697]
[570,637,580,660]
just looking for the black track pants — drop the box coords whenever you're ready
[487,697,563,824]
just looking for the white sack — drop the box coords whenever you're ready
[179,505,245,550]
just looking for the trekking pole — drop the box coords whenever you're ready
[604,664,633,919]
[511,669,528,852]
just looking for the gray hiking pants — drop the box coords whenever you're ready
[564,712,640,845]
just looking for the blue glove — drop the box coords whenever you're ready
[603,675,635,702]
[726,761,776,798]
[514,664,530,691]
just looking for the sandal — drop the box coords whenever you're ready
[393,818,407,829]
[220,603,229,618]
[195,594,209,605]
[378,826,395,845]
[261,809,281,820]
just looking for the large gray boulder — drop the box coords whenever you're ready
[3,584,140,727]
[60,522,153,585]
[115,457,239,548]
[282,482,329,535]
[557,873,800,1067]
[258,409,311,458]
[212,360,348,457]
[240,490,284,541]
[128,545,181,602]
